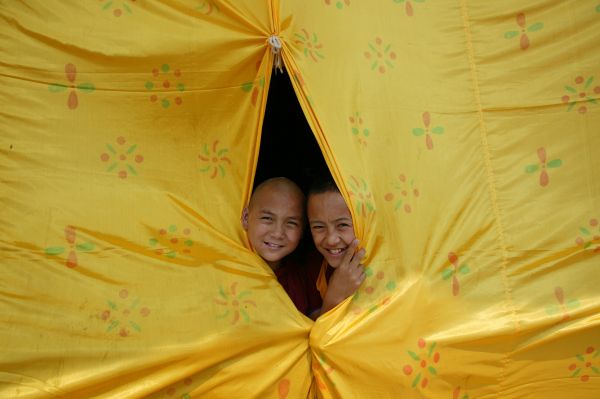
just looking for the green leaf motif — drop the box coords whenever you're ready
[432,126,444,134]
[460,265,470,274]
[504,31,519,39]
[49,83,68,93]
[584,76,594,88]
[579,227,591,236]
[527,22,544,32]
[149,238,158,246]
[145,81,154,90]
[428,366,437,375]
[129,321,141,332]
[177,83,185,92]
[126,144,137,154]
[161,64,170,73]
[76,242,95,252]
[545,305,559,315]
[407,350,420,361]
[107,320,119,332]
[547,159,562,168]
[525,164,539,173]
[411,372,421,388]
[565,85,577,93]
[428,341,436,357]
[442,268,453,280]
[412,128,425,137]
[567,299,580,309]
[76,83,95,93]
[45,246,65,255]
[241,82,253,92]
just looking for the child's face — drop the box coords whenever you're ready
[242,183,304,270]
[307,191,356,268]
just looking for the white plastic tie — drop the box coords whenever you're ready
[268,35,283,74]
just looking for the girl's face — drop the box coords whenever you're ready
[307,191,356,268]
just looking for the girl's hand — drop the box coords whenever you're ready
[320,239,365,315]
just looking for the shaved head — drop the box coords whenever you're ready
[249,177,305,211]
[242,177,305,270]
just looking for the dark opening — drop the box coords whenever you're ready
[255,70,328,194]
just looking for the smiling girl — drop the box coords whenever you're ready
[307,178,366,316]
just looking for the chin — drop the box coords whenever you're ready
[325,258,342,268]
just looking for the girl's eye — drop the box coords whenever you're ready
[311,225,324,230]
[287,221,298,227]
[261,216,272,221]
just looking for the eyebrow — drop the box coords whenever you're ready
[309,217,352,224]
[259,210,302,219]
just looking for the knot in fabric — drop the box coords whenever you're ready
[268,35,283,73]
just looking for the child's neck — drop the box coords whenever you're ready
[267,260,281,272]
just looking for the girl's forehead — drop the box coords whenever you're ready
[308,191,351,217]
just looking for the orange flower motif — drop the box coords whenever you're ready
[100,136,144,179]
[214,282,256,324]
[294,29,324,62]
[48,63,95,109]
[45,226,95,268]
[568,346,600,382]
[198,140,232,178]
[524,147,562,187]
[100,289,150,337]
[347,176,375,216]
[504,13,543,50]
[403,338,440,389]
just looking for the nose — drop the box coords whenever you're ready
[271,222,285,239]
[325,230,340,246]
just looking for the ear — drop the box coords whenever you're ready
[241,207,249,230]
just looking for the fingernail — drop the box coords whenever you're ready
[353,239,359,245]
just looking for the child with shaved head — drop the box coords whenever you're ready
[241,177,322,316]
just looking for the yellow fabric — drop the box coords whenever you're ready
[1,1,599,398]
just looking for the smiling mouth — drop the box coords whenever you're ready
[265,242,284,249]
[326,248,346,256]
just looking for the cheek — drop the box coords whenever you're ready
[287,229,302,243]
[342,230,356,243]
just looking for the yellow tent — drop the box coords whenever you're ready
[1,1,599,398]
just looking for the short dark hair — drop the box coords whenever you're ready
[308,175,339,197]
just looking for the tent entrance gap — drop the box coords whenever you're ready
[255,69,329,194]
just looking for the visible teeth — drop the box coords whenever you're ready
[328,249,343,254]
[266,242,282,248]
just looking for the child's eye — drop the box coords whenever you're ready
[287,221,299,227]
[261,216,272,221]
[311,225,324,230]
[338,223,351,229]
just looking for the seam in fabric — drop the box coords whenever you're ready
[459,0,519,395]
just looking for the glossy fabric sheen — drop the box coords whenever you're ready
[1,1,599,398]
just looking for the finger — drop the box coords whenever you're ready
[349,248,366,267]
[341,239,359,268]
